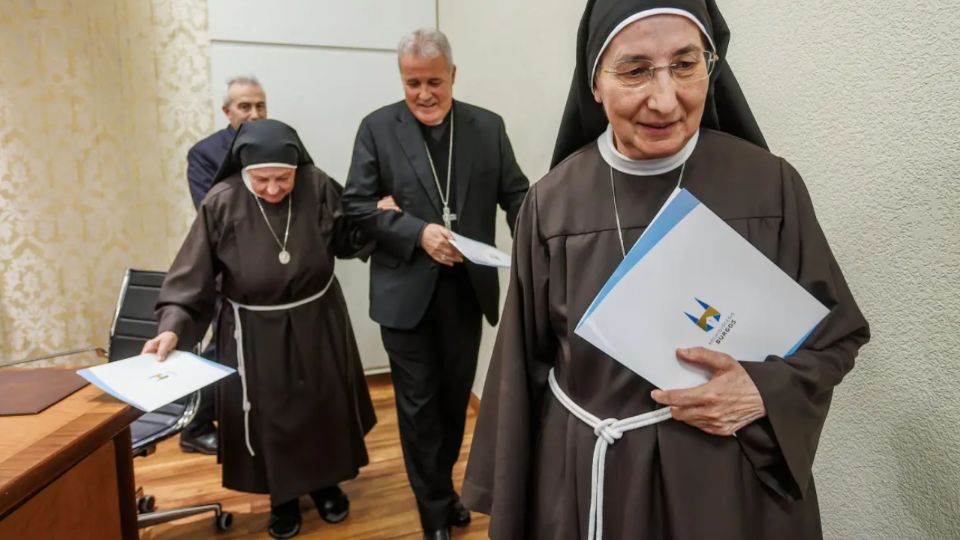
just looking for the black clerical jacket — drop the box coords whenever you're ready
[343,100,529,330]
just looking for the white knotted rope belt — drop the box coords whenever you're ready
[547,368,673,540]
[227,273,336,457]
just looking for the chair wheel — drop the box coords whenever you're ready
[215,511,233,531]
[137,495,156,513]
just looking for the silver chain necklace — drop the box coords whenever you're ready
[253,194,292,264]
[609,161,686,258]
[423,109,456,229]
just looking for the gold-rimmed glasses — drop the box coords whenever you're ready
[602,50,719,90]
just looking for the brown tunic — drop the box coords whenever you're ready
[156,166,377,505]
[462,129,870,539]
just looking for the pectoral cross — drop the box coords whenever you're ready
[442,205,457,230]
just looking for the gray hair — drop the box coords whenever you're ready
[222,75,263,107]
[397,28,454,71]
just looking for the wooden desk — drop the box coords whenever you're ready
[0,384,141,539]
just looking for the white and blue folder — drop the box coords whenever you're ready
[575,189,828,390]
[78,351,234,412]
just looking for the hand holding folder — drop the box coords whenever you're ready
[78,351,234,412]
[575,189,828,391]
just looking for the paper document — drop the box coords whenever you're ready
[575,189,828,390]
[77,351,235,412]
[450,233,511,268]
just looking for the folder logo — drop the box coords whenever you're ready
[685,298,721,332]
[149,371,175,382]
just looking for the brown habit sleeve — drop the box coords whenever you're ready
[461,185,553,539]
[738,159,870,500]
[155,201,220,350]
[321,173,375,260]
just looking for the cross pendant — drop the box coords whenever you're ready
[442,206,457,230]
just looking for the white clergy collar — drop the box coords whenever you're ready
[597,124,699,176]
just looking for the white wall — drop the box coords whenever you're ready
[207,0,437,371]
[720,2,960,537]
[440,0,960,538]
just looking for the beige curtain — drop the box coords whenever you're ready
[0,1,212,365]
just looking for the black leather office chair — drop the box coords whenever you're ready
[109,269,232,532]
[6,269,234,531]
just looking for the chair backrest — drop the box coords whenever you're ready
[109,269,166,362]
[107,269,200,453]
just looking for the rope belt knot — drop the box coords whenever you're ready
[547,368,672,540]
[593,418,623,444]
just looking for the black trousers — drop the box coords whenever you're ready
[380,266,483,530]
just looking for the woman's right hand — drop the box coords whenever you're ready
[141,331,179,362]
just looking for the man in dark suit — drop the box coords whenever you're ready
[343,28,529,540]
[180,76,267,454]
[186,76,267,207]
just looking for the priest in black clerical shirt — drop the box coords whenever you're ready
[343,28,529,540]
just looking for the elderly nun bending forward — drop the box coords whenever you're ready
[462,1,870,539]
[143,119,376,539]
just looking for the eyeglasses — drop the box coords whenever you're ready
[602,50,719,90]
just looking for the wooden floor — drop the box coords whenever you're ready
[135,378,489,539]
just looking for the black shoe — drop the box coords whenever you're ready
[179,431,218,455]
[310,486,350,524]
[422,528,451,540]
[448,499,471,528]
[268,499,301,539]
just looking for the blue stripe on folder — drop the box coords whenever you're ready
[785,324,818,357]
[577,189,700,328]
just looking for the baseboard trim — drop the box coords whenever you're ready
[366,372,481,413]
[365,372,392,386]
[468,391,480,414]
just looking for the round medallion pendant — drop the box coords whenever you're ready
[278,250,291,265]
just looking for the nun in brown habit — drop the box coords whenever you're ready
[462,1,870,539]
[143,119,376,539]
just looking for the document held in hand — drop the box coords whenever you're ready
[450,232,511,268]
[575,189,828,390]
[77,351,235,412]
